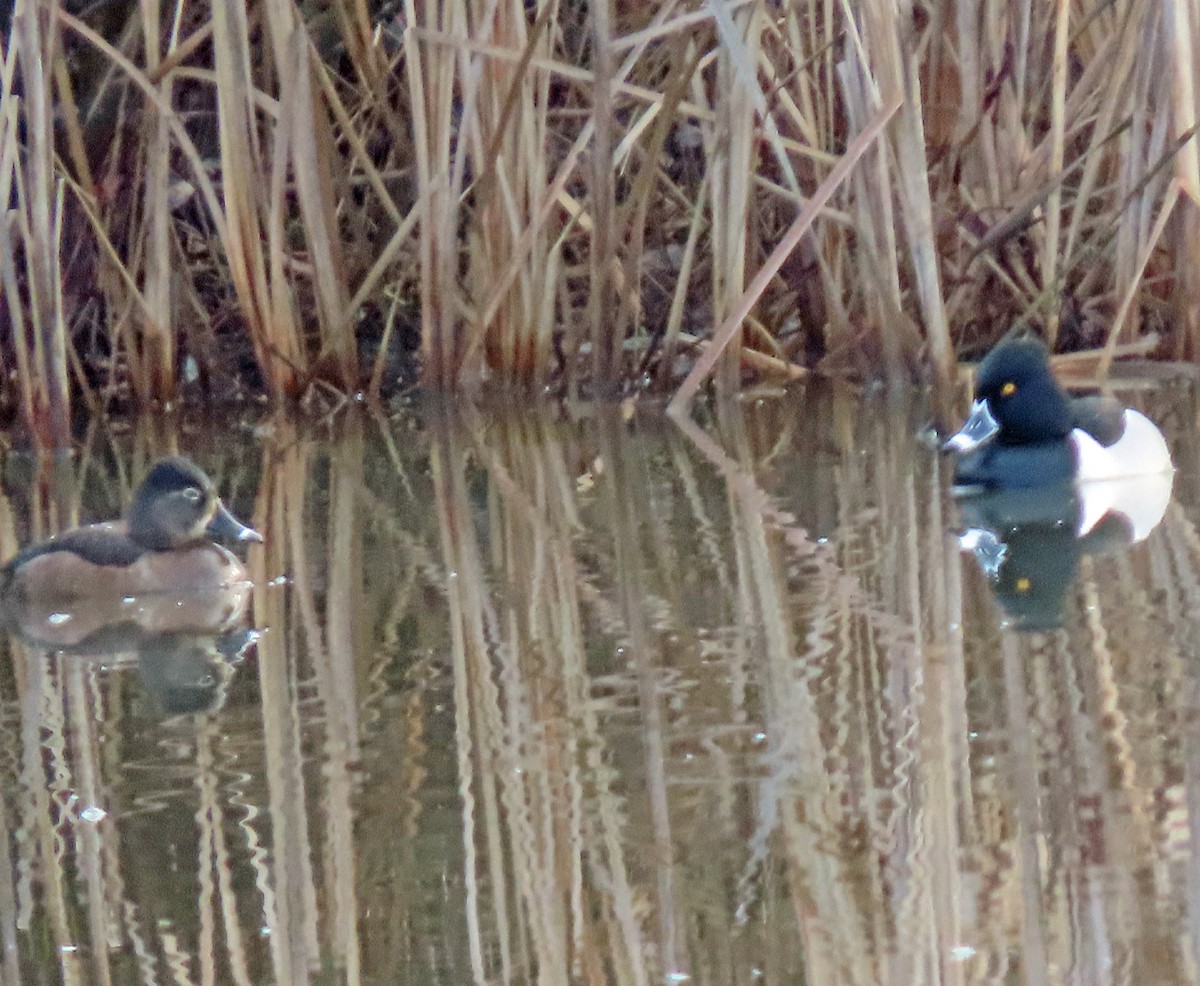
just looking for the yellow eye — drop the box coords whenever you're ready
[1000,381,1017,397]
[1015,576,1031,593]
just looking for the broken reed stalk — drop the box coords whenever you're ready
[668,93,901,416]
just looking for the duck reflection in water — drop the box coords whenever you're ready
[954,476,1173,631]
[8,619,259,716]
[0,456,263,714]
[943,336,1175,630]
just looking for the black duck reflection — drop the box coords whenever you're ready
[955,471,1174,631]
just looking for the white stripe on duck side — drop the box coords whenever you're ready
[1072,409,1174,542]
[1070,409,1173,483]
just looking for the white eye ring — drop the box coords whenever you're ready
[181,487,203,502]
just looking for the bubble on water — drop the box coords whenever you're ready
[79,806,107,823]
[951,945,977,960]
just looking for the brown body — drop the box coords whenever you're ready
[5,522,250,602]
[0,458,261,621]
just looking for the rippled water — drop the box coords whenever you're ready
[1,382,1199,985]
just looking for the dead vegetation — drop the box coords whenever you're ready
[0,0,1196,442]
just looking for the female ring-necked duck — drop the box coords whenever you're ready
[1,456,262,603]
[944,336,1173,489]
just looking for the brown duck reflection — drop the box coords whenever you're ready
[2,591,259,716]
[2,578,252,648]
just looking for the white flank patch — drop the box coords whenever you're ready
[1071,409,1173,482]
[1072,410,1174,541]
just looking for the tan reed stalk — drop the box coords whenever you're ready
[403,0,462,388]
[658,171,709,386]
[136,0,178,403]
[460,0,556,388]
[1042,0,1070,346]
[707,4,760,397]
[1168,0,1200,208]
[1160,0,1200,359]
[840,45,905,383]
[7,0,71,448]
[860,0,953,389]
[589,0,618,390]
[1097,179,1180,378]
[265,18,355,386]
[210,0,303,397]
[0,93,36,431]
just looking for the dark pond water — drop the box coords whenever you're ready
[1,382,1200,986]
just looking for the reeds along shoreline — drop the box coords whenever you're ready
[0,0,1196,439]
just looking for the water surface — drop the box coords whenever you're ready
[1,384,1199,985]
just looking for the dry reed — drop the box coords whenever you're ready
[0,0,1193,442]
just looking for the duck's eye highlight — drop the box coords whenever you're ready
[1000,381,1017,396]
[180,487,203,503]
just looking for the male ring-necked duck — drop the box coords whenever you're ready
[944,336,1173,489]
[1,457,262,603]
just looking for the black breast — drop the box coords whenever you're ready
[953,440,1076,489]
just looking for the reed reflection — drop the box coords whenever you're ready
[0,391,1195,985]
